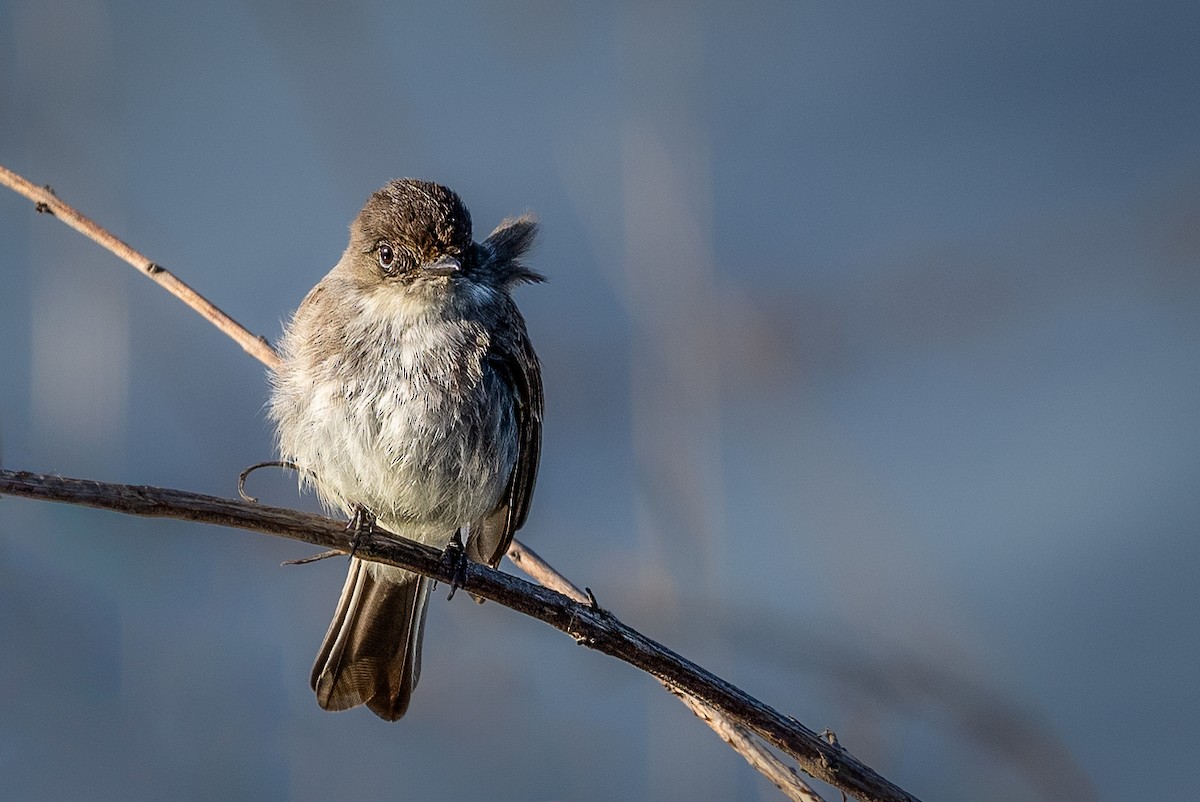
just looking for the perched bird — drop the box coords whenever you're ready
[269,179,543,720]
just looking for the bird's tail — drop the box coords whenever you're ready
[310,558,431,721]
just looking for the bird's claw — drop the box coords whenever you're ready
[442,530,469,600]
[345,505,376,559]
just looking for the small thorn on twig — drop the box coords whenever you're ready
[238,459,305,502]
[282,549,342,566]
[34,201,53,215]
[585,587,604,611]
[820,728,840,747]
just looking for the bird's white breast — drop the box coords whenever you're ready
[271,279,516,545]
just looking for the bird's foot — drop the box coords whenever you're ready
[345,505,376,560]
[442,530,469,600]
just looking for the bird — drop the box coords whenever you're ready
[269,179,543,720]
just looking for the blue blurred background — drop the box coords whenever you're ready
[2,2,1198,800]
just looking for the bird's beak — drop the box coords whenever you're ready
[422,255,461,276]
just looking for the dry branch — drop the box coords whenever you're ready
[0,164,278,367]
[507,540,823,801]
[0,469,918,802]
[1,164,923,802]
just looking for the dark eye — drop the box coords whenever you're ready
[378,242,396,273]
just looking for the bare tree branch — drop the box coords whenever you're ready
[0,163,278,368]
[507,540,825,801]
[2,164,923,801]
[0,469,918,802]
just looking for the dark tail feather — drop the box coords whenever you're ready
[310,558,431,721]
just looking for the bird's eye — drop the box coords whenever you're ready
[378,242,397,273]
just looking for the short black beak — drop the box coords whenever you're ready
[422,255,461,276]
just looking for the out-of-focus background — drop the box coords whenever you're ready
[2,3,1197,800]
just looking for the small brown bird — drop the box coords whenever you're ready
[269,179,543,720]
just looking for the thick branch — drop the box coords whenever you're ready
[0,469,919,802]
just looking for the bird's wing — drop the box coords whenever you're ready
[467,315,542,568]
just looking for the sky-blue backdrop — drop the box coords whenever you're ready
[2,2,1197,800]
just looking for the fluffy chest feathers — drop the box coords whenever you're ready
[271,281,518,537]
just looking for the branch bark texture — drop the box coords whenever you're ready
[0,469,919,802]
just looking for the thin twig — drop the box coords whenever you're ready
[238,460,309,502]
[0,164,278,368]
[667,685,829,802]
[506,540,825,800]
[281,549,343,566]
[0,469,919,802]
[506,539,588,599]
